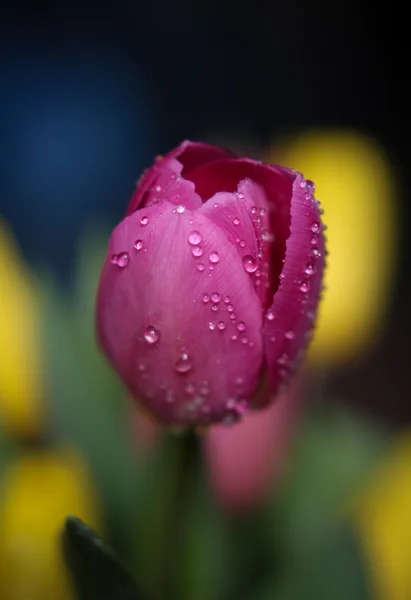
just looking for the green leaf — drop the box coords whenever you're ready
[264,406,389,562]
[251,522,372,600]
[62,516,145,600]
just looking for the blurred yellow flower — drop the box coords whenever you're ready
[353,433,411,600]
[0,449,102,600]
[0,217,45,438]
[269,131,397,366]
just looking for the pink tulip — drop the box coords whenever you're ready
[97,141,325,427]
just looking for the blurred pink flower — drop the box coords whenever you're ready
[97,141,325,427]
[131,372,305,512]
[203,371,305,512]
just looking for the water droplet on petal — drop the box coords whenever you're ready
[237,321,246,332]
[175,353,193,374]
[226,304,234,313]
[305,261,315,276]
[242,255,258,273]
[251,206,257,215]
[144,325,160,344]
[211,292,221,303]
[311,248,322,258]
[176,204,185,214]
[211,304,219,312]
[116,252,129,268]
[165,390,175,403]
[217,321,226,331]
[140,216,149,226]
[262,231,275,242]
[209,322,215,331]
[134,239,144,251]
[266,311,275,321]
[199,383,209,395]
[111,254,118,265]
[202,293,210,303]
[188,231,202,245]
[306,179,316,192]
[197,263,205,272]
[285,330,295,340]
[311,221,321,234]
[185,383,196,395]
[239,240,246,248]
[224,295,231,304]
[209,251,220,264]
[241,336,249,344]
[192,246,203,257]
[278,353,288,366]
[221,414,240,427]
[299,281,310,293]
[233,217,240,225]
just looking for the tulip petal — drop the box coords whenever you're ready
[200,179,272,308]
[126,141,232,214]
[263,174,326,393]
[97,201,264,426]
[185,158,294,303]
[177,140,234,176]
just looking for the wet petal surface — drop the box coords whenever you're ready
[263,175,326,393]
[126,141,232,214]
[97,201,264,425]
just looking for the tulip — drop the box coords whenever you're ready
[203,370,305,511]
[97,141,325,426]
[0,217,45,438]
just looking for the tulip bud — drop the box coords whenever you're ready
[97,141,325,426]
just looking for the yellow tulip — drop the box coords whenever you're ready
[0,217,45,437]
[269,131,397,366]
[352,434,411,600]
[0,448,102,600]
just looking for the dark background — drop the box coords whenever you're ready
[1,0,409,421]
